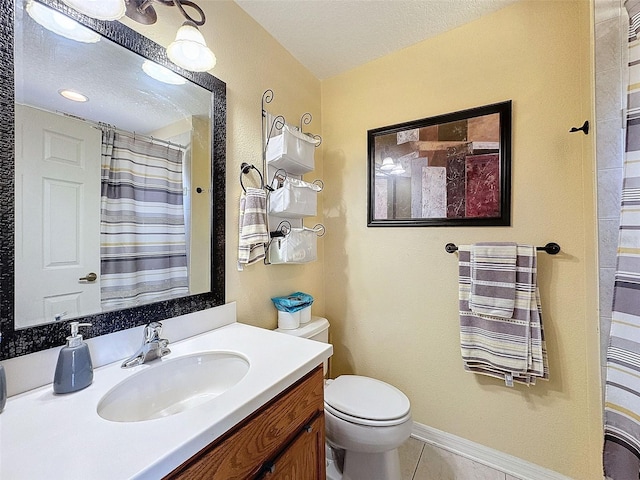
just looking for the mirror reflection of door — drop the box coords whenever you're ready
[15,104,102,328]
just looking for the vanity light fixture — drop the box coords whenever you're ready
[58,89,89,102]
[60,0,126,21]
[142,59,187,85]
[166,21,216,72]
[60,0,216,72]
[26,0,100,43]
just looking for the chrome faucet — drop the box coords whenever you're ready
[121,321,171,368]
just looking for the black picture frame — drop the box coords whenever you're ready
[367,101,512,227]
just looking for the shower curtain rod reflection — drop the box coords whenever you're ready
[59,111,187,150]
[445,242,561,255]
[109,128,187,151]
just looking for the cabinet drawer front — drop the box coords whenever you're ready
[166,366,324,480]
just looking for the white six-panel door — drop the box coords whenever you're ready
[15,104,101,328]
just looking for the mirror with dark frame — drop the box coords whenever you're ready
[0,0,226,360]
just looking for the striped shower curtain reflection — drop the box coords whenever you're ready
[604,1,640,477]
[100,129,189,310]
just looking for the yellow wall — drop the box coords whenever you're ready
[128,0,602,477]
[321,1,601,479]
[189,115,212,294]
[123,1,325,328]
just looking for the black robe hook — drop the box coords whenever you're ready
[569,120,589,135]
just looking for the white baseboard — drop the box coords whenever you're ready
[411,422,574,480]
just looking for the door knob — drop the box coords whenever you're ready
[79,272,97,282]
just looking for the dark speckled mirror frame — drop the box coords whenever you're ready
[0,0,226,360]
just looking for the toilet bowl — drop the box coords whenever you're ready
[275,318,412,480]
[324,375,412,480]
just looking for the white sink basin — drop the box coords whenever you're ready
[97,351,250,422]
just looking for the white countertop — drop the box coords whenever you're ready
[0,322,332,479]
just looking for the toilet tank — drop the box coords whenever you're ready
[275,317,330,374]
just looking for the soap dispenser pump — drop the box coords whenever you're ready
[53,322,93,394]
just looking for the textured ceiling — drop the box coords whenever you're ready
[17,1,210,134]
[234,0,521,80]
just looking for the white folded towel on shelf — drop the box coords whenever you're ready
[237,187,269,271]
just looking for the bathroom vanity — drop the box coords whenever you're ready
[0,315,332,479]
[167,366,325,479]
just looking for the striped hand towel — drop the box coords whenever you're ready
[237,187,269,271]
[470,242,517,318]
[458,244,548,386]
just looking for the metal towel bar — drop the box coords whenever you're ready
[444,242,561,255]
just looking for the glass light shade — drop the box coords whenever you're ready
[26,1,100,43]
[380,157,395,171]
[142,60,186,85]
[61,0,125,21]
[167,22,216,72]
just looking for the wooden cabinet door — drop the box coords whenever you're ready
[165,366,324,480]
[260,414,325,480]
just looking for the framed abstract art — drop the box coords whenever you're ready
[367,101,512,227]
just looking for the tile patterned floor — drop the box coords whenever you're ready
[399,437,521,480]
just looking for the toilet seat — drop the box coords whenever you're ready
[324,375,411,427]
[324,402,412,427]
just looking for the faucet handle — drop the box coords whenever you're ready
[158,338,171,357]
[144,321,163,342]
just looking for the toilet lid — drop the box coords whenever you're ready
[324,375,410,423]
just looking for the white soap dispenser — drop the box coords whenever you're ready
[53,322,93,394]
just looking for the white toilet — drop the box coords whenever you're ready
[276,317,412,480]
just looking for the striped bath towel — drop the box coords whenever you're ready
[458,244,549,386]
[237,187,269,270]
[470,242,517,318]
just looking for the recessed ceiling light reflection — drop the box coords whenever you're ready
[58,89,89,102]
[142,60,187,85]
[26,0,100,44]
